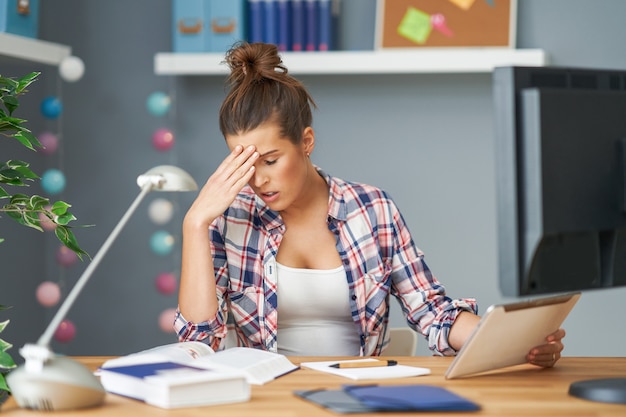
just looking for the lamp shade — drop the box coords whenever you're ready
[137,165,198,192]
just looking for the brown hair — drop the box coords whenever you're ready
[219,42,316,144]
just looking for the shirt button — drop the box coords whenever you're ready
[351,295,357,300]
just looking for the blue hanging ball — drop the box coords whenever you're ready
[150,230,175,256]
[40,96,63,119]
[41,169,66,195]
[146,91,171,117]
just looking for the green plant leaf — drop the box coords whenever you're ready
[1,95,19,115]
[0,351,14,370]
[55,226,89,260]
[0,338,11,353]
[29,195,49,210]
[0,320,8,333]
[54,212,76,226]
[13,130,39,151]
[9,193,29,204]
[51,200,70,215]
[0,374,10,392]
[16,72,39,93]
[15,164,39,180]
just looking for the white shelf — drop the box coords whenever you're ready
[0,33,72,66]
[154,48,547,76]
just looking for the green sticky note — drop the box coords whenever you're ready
[397,7,432,45]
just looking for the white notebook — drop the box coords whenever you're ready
[301,358,430,380]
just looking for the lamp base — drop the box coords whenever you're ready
[7,355,105,411]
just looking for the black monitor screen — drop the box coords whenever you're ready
[493,66,626,297]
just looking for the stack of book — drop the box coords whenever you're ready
[98,341,298,409]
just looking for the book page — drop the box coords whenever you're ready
[195,347,299,385]
[100,341,214,370]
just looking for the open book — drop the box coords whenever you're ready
[100,341,299,385]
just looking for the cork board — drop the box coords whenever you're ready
[376,0,516,48]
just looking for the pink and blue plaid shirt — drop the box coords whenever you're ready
[174,168,477,356]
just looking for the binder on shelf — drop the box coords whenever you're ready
[173,0,245,53]
[262,0,277,46]
[290,0,305,51]
[317,0,331,51]
[0,0,40,39]
[276,0,290,51]
[247,0,263,43]
[304,0,317,51]
[172,0,205,52]
[208,0,245,53]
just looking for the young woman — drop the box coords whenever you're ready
[175,42,564,365]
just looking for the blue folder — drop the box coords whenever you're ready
[295,384,480,413]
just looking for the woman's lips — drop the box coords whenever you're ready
[260,191,279,203]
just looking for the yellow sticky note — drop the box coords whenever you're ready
[448,0,476,10]
[397,7,432,45]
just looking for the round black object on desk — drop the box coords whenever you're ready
[568,378,626,404]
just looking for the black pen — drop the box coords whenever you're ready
[329,360,398,369]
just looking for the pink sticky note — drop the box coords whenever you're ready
[431,13,454,37]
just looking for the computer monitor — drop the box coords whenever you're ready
[493,65,626,404]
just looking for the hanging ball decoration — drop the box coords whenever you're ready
[150,230,175,256]
[59,55,85,82]
[155,272,177,295]
[39,206,57,232]
[41,169,66,195]
[54,319,76,343]
[158,308,177,333]
[146,91,171,117]
[38,131,59,155]
[152,128,175,152]
[148,198,174,225]
[36,281,61,307]
[40,96,63,119]
[56,245,78,268]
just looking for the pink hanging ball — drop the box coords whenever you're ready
[152,128,175,152]
[155,272,177,295]
[38,209,57,231]
[38,131,59,155]
[158,308,177,333]
[56,245,78,267]
[54,319,76,343]
[36,281,61,307]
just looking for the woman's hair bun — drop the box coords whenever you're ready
[224,41,287,84]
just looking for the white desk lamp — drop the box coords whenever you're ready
[7,165,198,411]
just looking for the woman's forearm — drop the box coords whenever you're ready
[448,311,481,352]
[178,218,219,323]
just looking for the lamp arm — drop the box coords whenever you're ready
[36,184,154,347]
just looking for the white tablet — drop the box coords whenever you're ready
[445,292,581,379]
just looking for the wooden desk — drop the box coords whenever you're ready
[2,356,625,416]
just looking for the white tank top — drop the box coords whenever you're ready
[276,262,361,356]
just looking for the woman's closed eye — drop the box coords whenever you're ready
[264,159,277,166]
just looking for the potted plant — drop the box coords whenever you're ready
[0,72,88,402]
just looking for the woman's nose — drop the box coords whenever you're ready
[252,168,267,188]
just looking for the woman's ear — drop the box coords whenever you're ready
[302,127,315,156]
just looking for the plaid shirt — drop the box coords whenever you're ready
[174,168,477,356]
